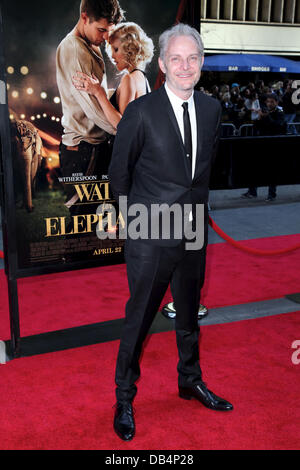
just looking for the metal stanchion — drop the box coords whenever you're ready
[161,302,208,320]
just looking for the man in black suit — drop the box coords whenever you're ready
[109,23,233,442]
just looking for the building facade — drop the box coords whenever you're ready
[201,0,300,56]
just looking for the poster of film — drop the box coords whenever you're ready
[2,0,179,270]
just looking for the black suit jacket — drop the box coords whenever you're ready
[108,85,222,246]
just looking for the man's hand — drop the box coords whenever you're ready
[257,109,267,119]
[72,71,106,98]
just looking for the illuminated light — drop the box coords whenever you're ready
[36,129,60,146]
[9,114,14,120]
[7,66,14,74]
[20,114,26,119]
[12,90,19,98]
[51,116,55,121]
[53,96,61,104]
[20,66,29,75]
[48,157,52,162]
[40,92,47,99]
[6,83,10,90]
[30,116,35,121]
[56,117,60,122]
[43,113,47,118]
[36,114,41,119]
[26,87,34,95]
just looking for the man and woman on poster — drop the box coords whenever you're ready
[56,0,233,443]
[56,0,153,215]
[72,22,153,126]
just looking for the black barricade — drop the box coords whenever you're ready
[210,134,300,190]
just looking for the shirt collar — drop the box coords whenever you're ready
[164,82,194,110]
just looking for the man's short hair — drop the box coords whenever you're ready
[80,0,125,24]
[266,93,279,102]
[159,23,204,62]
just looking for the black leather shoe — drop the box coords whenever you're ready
[113,401,135,441]
[179,383,233,411]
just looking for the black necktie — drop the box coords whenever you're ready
[182,102,192,174]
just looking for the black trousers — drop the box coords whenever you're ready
[115,234,207,402]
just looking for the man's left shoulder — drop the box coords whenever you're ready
[132,88,161,108]
[195,90,221,113]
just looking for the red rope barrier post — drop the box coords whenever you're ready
[0,251,4,259]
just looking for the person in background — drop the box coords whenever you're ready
[255,93,287,136]
[241,94,286,202]
[282,79,298,135]
[271,81,284,99]
[230,83,240,98]
[230,93,246,128]
[242,87,251,100]
[255,80,265,95]
[220,84,230,95]
[247,82,255,92]
[210,84,220,100]
[244,90,261,122]
[221,92,233,121]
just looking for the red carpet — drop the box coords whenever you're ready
[0,312,299,450]
[1,234,300,339]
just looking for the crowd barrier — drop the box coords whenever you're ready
[210,133,300,189]
[221,122,300,137]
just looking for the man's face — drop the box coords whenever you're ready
[82,14,114,46]
[266,98,277,111]
[159,35,203,98]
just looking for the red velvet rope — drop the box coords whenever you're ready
[0,251,3,259]
[209,216,300,256]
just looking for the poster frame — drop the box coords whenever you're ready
[0,4,125,358]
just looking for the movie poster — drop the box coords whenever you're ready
[2,0,179,271]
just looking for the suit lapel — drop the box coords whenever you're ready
[193,91,205,180]
[158,86,192,181]
[159,86,184,149]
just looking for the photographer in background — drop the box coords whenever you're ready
[255,93,287,137]
[242,94,286,202]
